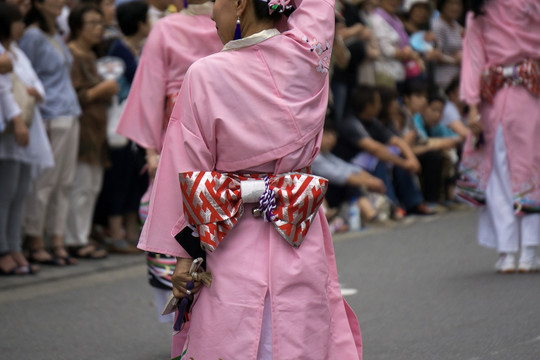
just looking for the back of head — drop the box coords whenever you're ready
[428,92,446,106]
[0,2,23,42]
[469,0,488,16]
[252,0,294,21]
[25,0,54,33]
[116,1,148,36]
[350,85,377,116]
[445,75,460,96]
[402,79,428,98]
[324,107,336,132]
[377,85,399,123]
[80,0,102,6]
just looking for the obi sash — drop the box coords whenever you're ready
[178,169,328,252]
[481,58,540,104]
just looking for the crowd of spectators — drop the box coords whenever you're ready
[314,0,471,233]
[0,0,474,275]
[0,0,178,275]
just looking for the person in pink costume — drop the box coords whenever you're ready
[138,0,363,358]
[115,0,222,325]
[458,0,540,273]
[117,0,222,159]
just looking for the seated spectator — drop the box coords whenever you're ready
[312,114,388,230]
[414,94,460,141]
[441,75,468,140]
[334,86,434,215]
[377,85,417,145]
[414,93,462,202]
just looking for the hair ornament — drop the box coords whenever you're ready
[264,0,294,15]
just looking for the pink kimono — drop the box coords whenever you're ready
[116,4,222,153]
[138,0,363,359]
[459,0,540,212]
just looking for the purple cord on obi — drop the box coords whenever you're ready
[255,176,277,222]
[173,281,194,332]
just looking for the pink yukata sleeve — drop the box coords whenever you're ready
[459,12,486,105]
[116,24,167,152]
[287,0,335,45]
[138,70,214,258]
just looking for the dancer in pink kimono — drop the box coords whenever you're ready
[138,0,363,359]
[458,0,540,273]
[115,0,222,324]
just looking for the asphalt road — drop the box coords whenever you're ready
[1,209,540,360]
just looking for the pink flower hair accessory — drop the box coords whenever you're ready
[266,0,292,15]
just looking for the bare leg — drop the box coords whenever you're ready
[359,197,377,221]
[51,235,77,265]
[26,235,55,263]
[108,215,125,240]
[125,212,141,244]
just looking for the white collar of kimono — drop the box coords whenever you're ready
[222,28,280,52]
[180,2,213,16]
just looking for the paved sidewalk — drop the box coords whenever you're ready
[0,253,145,292]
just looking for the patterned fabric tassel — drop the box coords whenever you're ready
[173,281,194,332]
[195,271,213,287]
[234,17,242,40]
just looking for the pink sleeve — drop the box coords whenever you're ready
[459,12,486,105]
[138,69,214,258]
[287,0,335,45]
[116,24,167,152]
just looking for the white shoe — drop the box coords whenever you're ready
[518,254,540,273]
[495,253,516,273]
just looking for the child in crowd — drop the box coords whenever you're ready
[441,76,469,140]
[414,93,459,140]
[413,93,462,202]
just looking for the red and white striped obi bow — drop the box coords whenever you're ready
[481,58,540,104]
[178,171,328,252]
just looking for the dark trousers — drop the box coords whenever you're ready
[417,150,444,203]
[371,162,423,211]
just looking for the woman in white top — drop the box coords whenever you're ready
[0,2,53,275]
[370,0,424,88]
